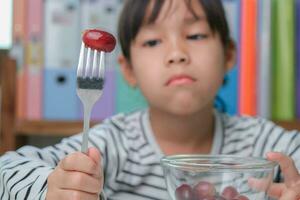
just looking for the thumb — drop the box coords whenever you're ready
[88,147,104,190]
[87,147,101,166]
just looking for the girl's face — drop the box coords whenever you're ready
[119,0,235,116]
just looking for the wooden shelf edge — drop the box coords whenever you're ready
[274,120,300,131]
[15,120,100,137]
[14,119,300,138]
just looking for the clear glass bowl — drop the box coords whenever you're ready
[161,155,277,200]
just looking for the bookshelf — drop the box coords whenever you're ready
[0,53,300,154]
[275,120,300,131]
[0,51,16,153]
[15,120,96,137]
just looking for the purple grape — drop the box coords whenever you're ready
[175,184,194,200]
[196,195,226,200]
[193,181,216,199]
[232,195,249,200]
[215,196,226,200]
[221,186,239,199]
[199,197,216,200]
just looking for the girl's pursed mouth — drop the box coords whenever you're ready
[166,74,196,86]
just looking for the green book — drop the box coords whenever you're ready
[271,0,295,120]
[115,68,148,114]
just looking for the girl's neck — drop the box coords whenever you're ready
[148,106,215,155]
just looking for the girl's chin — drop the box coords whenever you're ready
[149,96,213,116]
[168,106,206,117]
[167,101,214,117]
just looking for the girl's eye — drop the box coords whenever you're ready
[143,39,161,47]
[186,34,208,40]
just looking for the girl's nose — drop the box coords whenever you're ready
[168,56,187,64]
[165,44,189,66]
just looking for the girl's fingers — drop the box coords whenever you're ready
[57,168,102,194]
[248,177,285,198]
[248,176,271,191]
[58,188,100,200]
[59,151,101,177]
[279,189,300,200]
[248,177,300,199]
[267,183,286,198]
[267,152,300,187]
[87,147,101,166]
[87,147,103,179]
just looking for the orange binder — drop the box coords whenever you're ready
[13,0,26,40]
[13,0,27,120]
[239,0,258,116]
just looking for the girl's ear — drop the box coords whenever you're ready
[225,40,237,72]
[118,54,137,87]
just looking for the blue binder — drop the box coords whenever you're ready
[43,68,79,120]
[215,0,240,115]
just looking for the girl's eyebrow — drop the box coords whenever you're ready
[183,15,206,24]
[140,23,159,30]
[140,14,206,30]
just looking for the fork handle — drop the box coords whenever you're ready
[81,103,92,153]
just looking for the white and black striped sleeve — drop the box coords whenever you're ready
[0,128,109,200]
[0,145,57,200]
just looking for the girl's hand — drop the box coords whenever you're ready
[46,147,103,200]
[250,152,300,200]
[265,152,300,200]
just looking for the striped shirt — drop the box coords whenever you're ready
[1,109,300,200]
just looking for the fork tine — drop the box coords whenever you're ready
[99,51,105,79]
[92,49,98,78]
[85,47,92,78]
[77,42,85,77]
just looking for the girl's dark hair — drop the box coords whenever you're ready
[118,0,231,61]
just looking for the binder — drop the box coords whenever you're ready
[9,42,26,119]
[216,0,240,115]
[80,0,122,34]
[26,0,43,39]
[43,68,79,120]
[25,0,43,120]
[44,0,80,68]
[12,0,27,119]
[257,0,272,118]
[25,40,43,120]
[16,71,27,120]
[296,0,300,118]
[271,0,295,120]
[239,0,258,116]
[79,69,116,121]
[13,0,27,40]
[43,0,81,120]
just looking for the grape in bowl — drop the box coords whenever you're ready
[161,155,277,200]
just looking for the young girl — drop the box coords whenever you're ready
[1,0,300,199]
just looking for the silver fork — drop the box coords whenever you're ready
[76,42,105,153]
